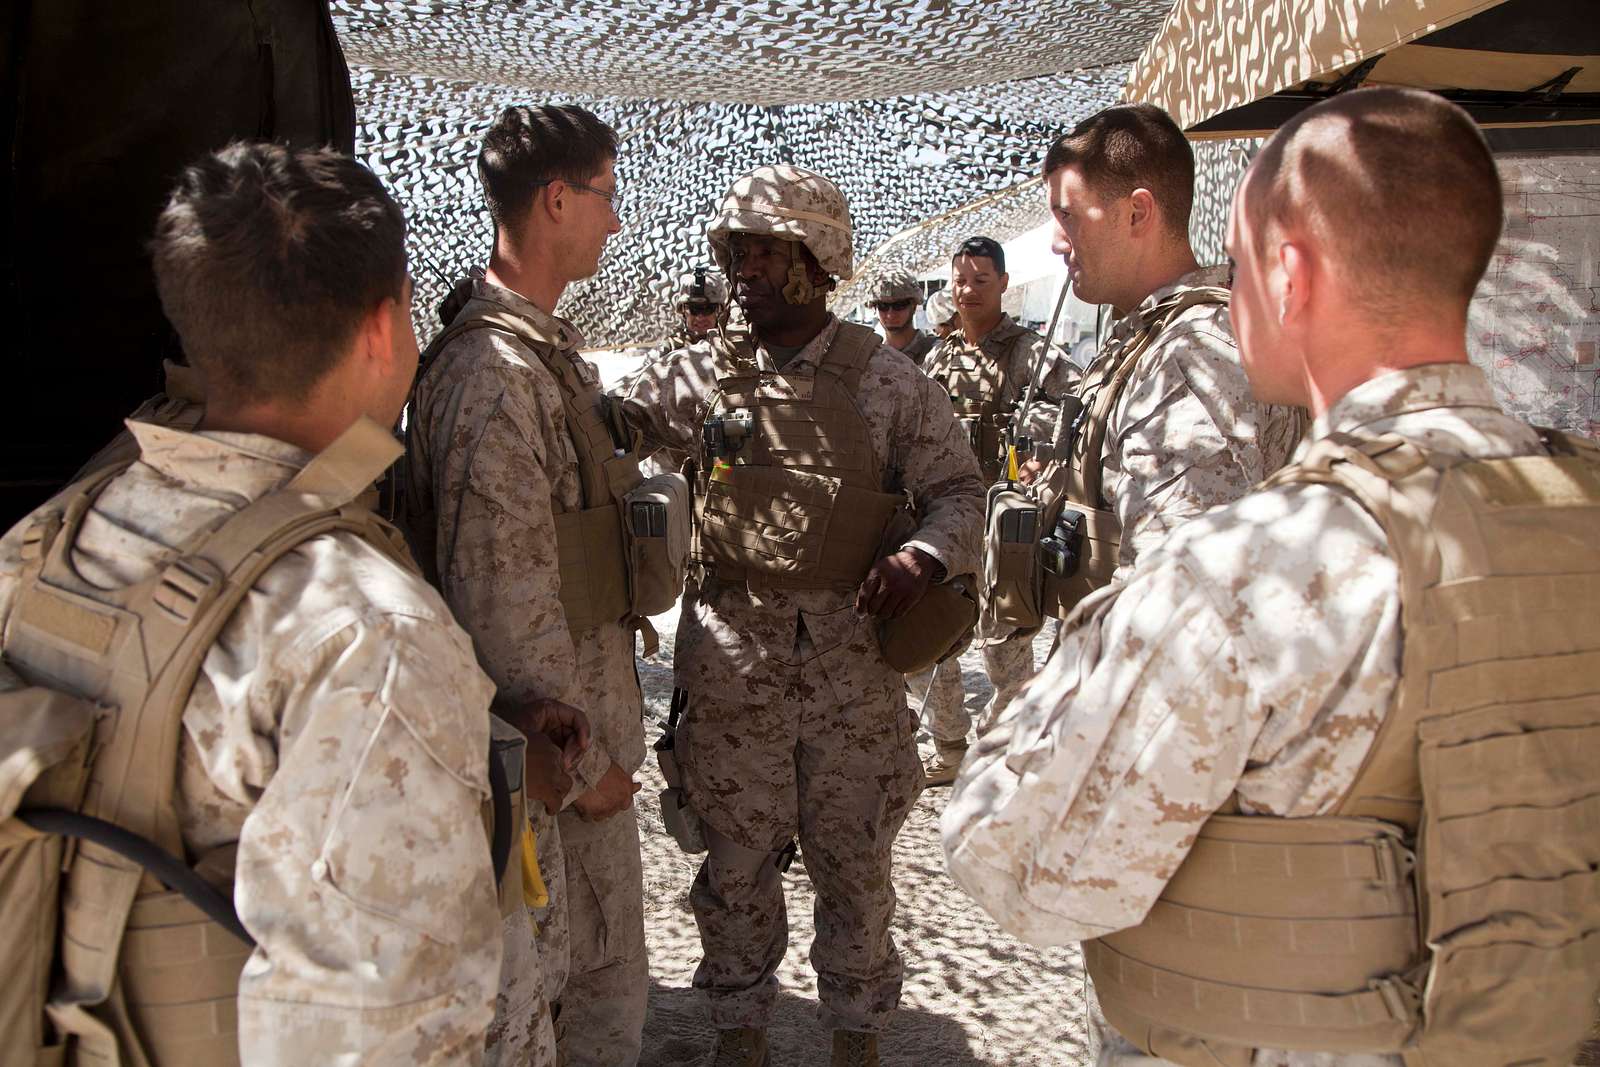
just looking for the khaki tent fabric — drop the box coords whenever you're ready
[1125,0,1599,137]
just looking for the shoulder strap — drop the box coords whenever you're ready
[1067,286,1230,507]
[819,321,882,394]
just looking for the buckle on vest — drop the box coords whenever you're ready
[153,558,223,623]
[1370,835,1416,886]
[20,513,62,562]
[1369,976,1421,1024]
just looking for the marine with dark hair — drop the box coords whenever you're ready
[404,103,651,1067]
[915,235,1077,785]
[948,88,1600,1067]
[0,142,590,1066]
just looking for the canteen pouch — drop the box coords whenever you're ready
[624,472,691,617]
[983,482,1046,634]
[877,576,979,674]
[654,691,705,855]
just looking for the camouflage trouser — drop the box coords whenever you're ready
[676,670,923,1031]
[552,805,648,1067]
[912,628,1036,746]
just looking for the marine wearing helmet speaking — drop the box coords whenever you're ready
[618,163,985,1067]
[868,268,935,365]
[669,265,729,346]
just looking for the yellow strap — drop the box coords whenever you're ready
[520,821,548,911]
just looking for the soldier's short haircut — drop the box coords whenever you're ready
[1246,87,1501,311]
[1042,103,1195,237]
[150,142,407,402]
[953,235,1005,274]
[479,104,618,230]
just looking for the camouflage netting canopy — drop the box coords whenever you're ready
[330,1,1173,348]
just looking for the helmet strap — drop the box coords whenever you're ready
[781,241,817,305]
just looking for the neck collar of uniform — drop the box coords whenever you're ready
[1315,362,1501,441]
[755,315,839,373]
[1112,265,1228,341]
[125,420,321,503]
[471,277,586,352]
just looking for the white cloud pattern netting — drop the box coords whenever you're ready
[332,1,1167,346]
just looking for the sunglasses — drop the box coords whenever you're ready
[872,299,917,311]
[685,303,718,316]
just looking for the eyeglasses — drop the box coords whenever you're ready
[685,303,718,316]
[534,178,622,214]
[872,299,917,312]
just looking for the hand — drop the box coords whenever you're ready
[571,761,641,822]
[525,733,574,815]
[1017,458,1045,486]
[854,547,939,620]
[505,697,591,771]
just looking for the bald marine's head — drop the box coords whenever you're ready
[1226,88,1503,411]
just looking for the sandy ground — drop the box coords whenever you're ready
[633,611,1094,1067]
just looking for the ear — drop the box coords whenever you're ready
[358,296,398,374]
[1276,239,1311,327]
[1128,187,1158,236]
[535,180,564,225]
[998,271,1010,295]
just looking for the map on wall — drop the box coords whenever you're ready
[1469,153,1599,438]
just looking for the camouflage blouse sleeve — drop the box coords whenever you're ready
[236,611,501,1065]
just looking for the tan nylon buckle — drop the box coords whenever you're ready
[20,512,62,562]
[153,557,223,623]
[1370,835,1417,885]
[1369,976,1422,1023]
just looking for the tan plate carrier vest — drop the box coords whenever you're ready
[1045,286,1229,620]
[694,321,909,592]
[0,420,527,1067]
[1086,428,1600,1067]
[932,322,1033,486]
[408,309,669,642]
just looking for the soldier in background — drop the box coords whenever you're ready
[924,288,959,340]
[621,164,984,1067]
[668,265,730,348]
[946,88,1600,1067]
[867,268,936,364]
[405,105,649,1067]
[915,235,1077,786]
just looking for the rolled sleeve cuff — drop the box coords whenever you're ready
[563,743,613,808]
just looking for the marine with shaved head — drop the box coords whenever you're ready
[945,87,1600,1066]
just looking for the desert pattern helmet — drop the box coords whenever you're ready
[707,164,854,282]
[870,268,921,305]
[673,266,729,308]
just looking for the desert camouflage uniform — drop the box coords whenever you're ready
[620,316,984,1031]
[916,315,1077,747]
[943,363,1544,1067]
[407,278,648,1067]
[893,329,936,366]
[1049,266,1305,578]
[0,420,510,1065]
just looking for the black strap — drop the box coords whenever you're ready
[18,807,254,945]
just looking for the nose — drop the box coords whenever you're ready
[1051,224,1071,259]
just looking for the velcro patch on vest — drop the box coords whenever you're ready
[1458,455,1600,509]
[15,586,117,656]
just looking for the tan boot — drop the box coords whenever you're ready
[831,1030,881,1067]
[709,1026,769,1067]
[921,740,967,787]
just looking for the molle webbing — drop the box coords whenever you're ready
[696,322,906,591]
[1089,429,1600,1067]
[1048,288,1228,618]
[2,419,414,1067]
[419,309,639,631]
